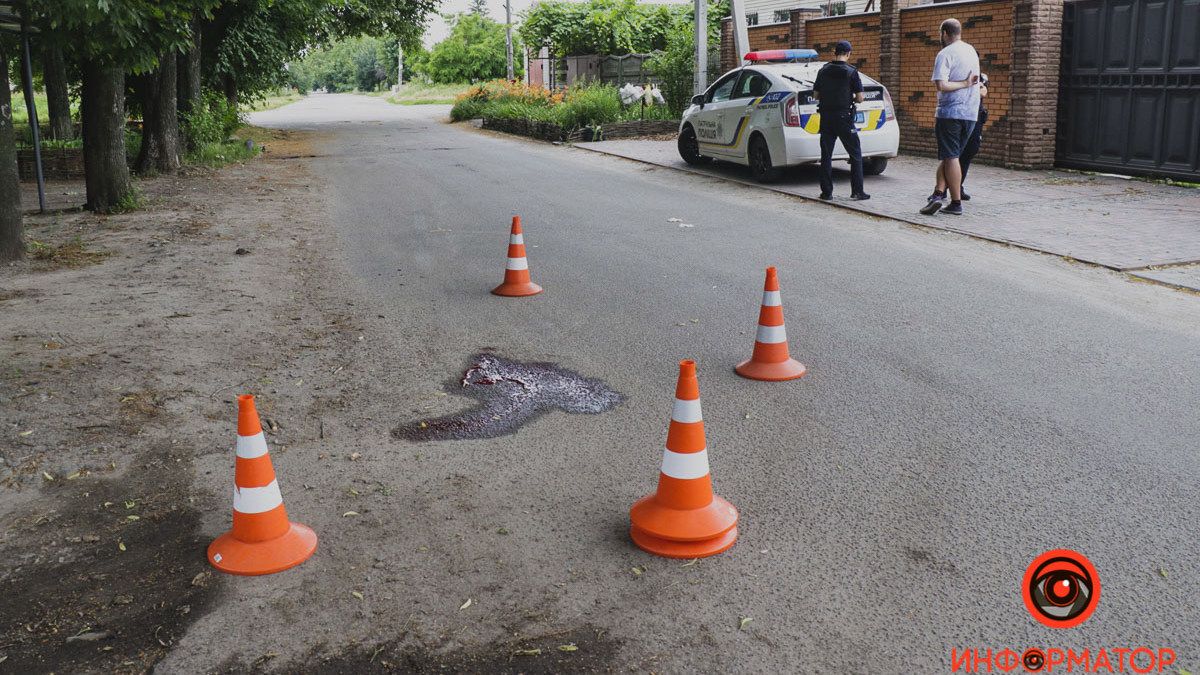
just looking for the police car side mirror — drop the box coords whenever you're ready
[691,94,705,107]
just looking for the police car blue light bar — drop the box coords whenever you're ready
[743,49,819,63]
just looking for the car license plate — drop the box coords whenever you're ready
[855,112,865,124]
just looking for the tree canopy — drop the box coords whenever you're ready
[408,13,519,84]
[517,0,685,57]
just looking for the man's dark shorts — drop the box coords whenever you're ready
[935,117,976,160]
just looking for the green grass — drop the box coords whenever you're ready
[10,91,51,126]
[385,82,472,106]
[186,139,262,167]
[241,90,305,113]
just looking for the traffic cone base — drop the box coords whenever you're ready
[208,522,317,577]
[631,523,738,559]
[735,357,807,381]
[491,280,543,297]
[630,494,738,548]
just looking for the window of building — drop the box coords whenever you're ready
[746,12,759,25]
[773,10,791,23]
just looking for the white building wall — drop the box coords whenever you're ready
[742,0,873,26]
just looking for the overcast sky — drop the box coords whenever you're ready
[422,0,688,47]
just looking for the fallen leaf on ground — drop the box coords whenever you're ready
[19,430,33,437]
[1158,567,1168,578]
[739,617,753,630]
[459,598,472,610]
[126,515,140,521]
[513,649,541,657]
[682,558,699,567]
[66,630,111,643]
[631,566,644,576]
[191,571,211,587]
[343,511,359,517]
[42,472,54,481]
[352,591,364,600]
[558,644,578,652]
[118,541,126,552]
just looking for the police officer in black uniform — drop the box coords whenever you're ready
[813,40,869,201]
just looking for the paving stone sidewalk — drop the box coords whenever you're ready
[575,140,1200,285]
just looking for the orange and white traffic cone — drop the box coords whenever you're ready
[630,359,738,559]
[491,216,543,297]
[208,395,317,576]
[735,266,808,381]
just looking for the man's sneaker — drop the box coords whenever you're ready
[942,201,963,215]
[919,194,944,215]
[960,190,971,201]
[818,192,833,201]
[850,192,871,201]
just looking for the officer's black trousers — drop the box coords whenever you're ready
[819,122,864,196]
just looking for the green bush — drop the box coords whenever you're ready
[182,92,245,149]
[552,84,621,128]
[648,23,696,116]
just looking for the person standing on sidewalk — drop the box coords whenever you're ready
[958,72,988,200]
[814,40,870,201]
[919,19,979,216]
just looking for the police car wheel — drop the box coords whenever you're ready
[749,136,778,183]
[678,126,711,165]
[863,157,888,176]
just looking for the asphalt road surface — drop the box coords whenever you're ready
[235,93,1199,672]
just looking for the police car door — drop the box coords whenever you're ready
[725,70,772,159]
[693,71,744,158]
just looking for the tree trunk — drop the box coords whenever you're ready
[177,16,202,116]
[0,44,25,261]
[81,61,131,213]
[42,42,75,141]
[135,55,181,174]
[222,73,238,107]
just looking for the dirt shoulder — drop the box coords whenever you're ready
[0,129,354,673]
[2,129,636,674]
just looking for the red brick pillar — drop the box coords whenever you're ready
[1007,0,1064,168]
[879,0,921,96]
[721,17,736,74]
[789,8,824,49]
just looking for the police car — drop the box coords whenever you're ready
[677,49,899,182]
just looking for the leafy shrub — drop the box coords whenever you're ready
[182,92,245,149]
[647,23,696,116]
[552,84,621,128]
[451,79,674,128]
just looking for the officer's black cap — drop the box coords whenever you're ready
[834,40,852,55]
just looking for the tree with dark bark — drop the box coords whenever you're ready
[79,61,131,212]
[42,42,75,141]
[1,41,25,261]
[29,0,213,210]
[135,56,182,174]
[177,16,203,116]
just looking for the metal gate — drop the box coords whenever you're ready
[1057,0,1200,180]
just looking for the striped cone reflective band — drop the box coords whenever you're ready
[492,215,543,297]
[630,359,738,559]
[735,266,808,381]
[208,394,317,576]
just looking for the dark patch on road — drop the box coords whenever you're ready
[0,445,221,673]
[228,626,622,674]
[393,353,622,441]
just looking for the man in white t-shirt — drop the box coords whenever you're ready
[919,18,980,216]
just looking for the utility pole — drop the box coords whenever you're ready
[693,0,707,95]
[505,0,515,80]
[398,43,404,87]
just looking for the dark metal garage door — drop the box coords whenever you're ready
[1058,0,1200,181]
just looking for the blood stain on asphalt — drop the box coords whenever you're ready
[392,353,623,441]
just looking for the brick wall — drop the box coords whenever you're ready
[805,13,884,79]
[898,0,1014,163]
[718,0,1063,169]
